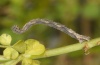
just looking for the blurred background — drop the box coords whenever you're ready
[0,0,100,65]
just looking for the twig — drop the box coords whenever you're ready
[32,38,100,59]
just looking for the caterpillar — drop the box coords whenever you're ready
[11,19,90,43]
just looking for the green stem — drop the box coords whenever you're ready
[3,55,23,65]
[0,45,8,48]
[33,38,100,59]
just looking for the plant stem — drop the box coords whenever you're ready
[0,45,8,48]
[33,38,100,59]
[3,55,23,65]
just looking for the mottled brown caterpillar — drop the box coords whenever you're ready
[12,19,90,43]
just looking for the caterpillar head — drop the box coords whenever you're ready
[11,25,23,34]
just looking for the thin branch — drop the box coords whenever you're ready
[32,38,100,59]
[0,45,8,48]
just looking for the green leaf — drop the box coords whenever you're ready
[3,47,19,60]
[25,39,45,56]
[22,58,40,65]
[22,58,33,65]
[0,34,12,45]
[32,60,40,65]
[12,40,26,53]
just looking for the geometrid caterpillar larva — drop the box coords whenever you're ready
[12,19,90,43]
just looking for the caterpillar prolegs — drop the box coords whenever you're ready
[12,19,90,43]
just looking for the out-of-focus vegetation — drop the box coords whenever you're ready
[0,0,100,65]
